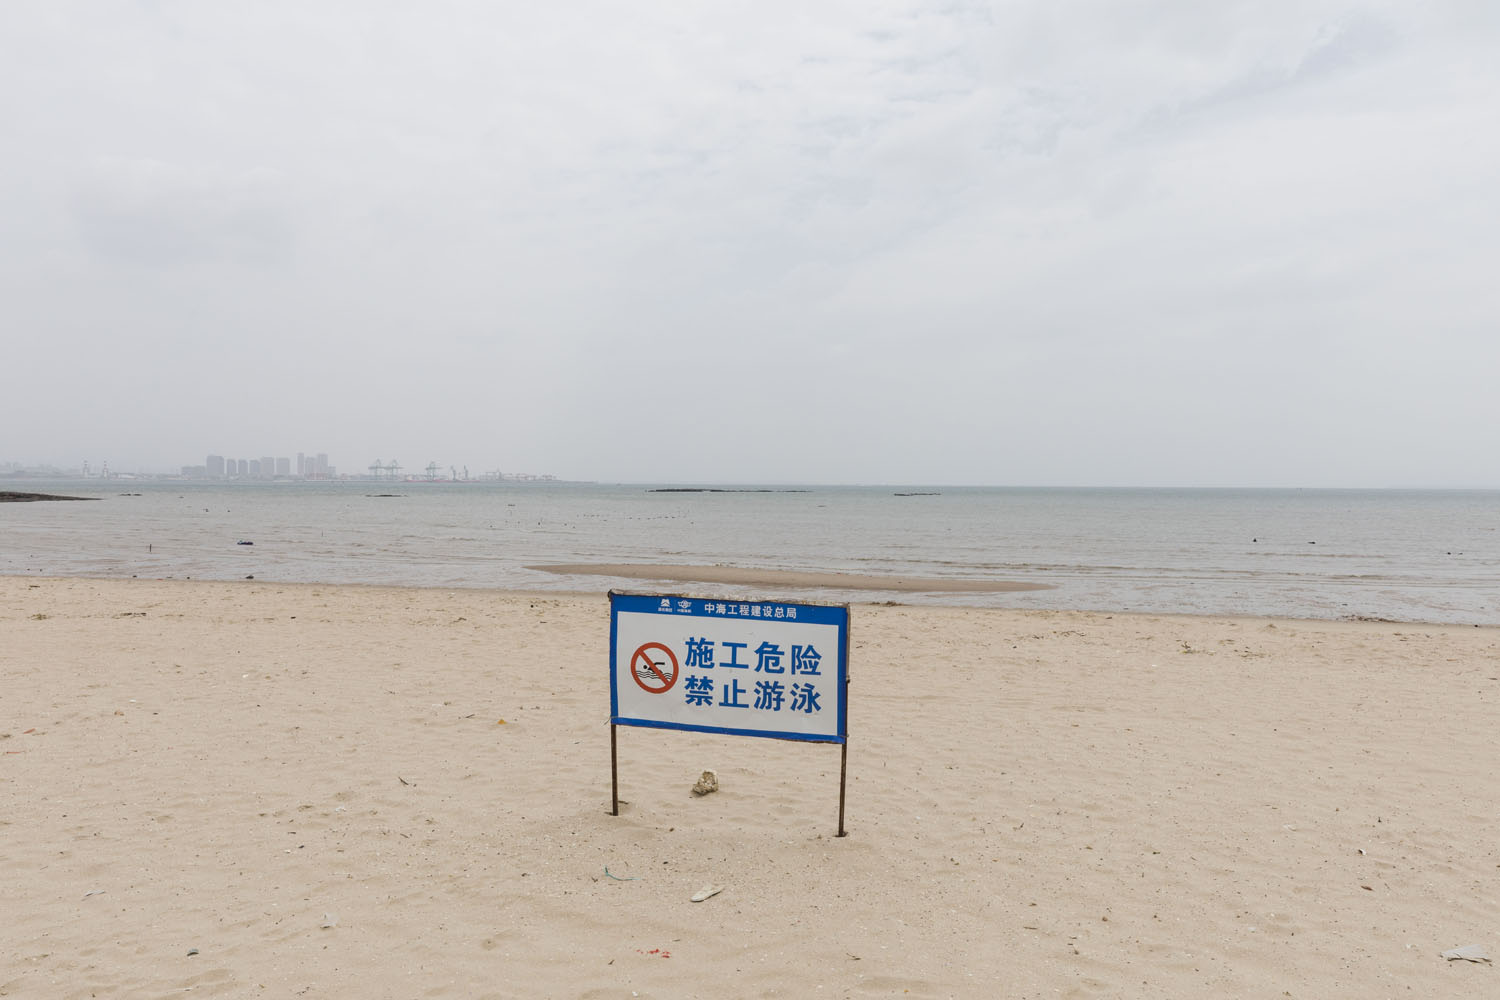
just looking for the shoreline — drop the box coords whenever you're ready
[3,571,1492,628]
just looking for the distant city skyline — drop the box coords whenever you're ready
[1,452,556,483]
[188,452,335,480]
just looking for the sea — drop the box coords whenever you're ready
[3,481,1497,625]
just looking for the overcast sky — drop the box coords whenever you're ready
[3,1,1497,486]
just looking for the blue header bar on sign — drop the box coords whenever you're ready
[610,591,849,627]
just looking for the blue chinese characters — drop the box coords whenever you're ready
[681,636,824,713]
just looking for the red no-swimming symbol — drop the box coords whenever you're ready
[630,642,679,694]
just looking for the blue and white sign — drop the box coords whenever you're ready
[609,592,849,744]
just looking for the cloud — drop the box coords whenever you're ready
[72,158,296,268]
[1,1,1497,484]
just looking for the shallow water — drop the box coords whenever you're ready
[3,481,1497,623]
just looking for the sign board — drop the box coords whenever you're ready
[609,592,848,743]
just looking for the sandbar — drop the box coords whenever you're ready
[527,562,1054,592]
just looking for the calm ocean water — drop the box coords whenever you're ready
[3,481,1497,624]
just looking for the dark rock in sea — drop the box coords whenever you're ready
[0,491,97,503]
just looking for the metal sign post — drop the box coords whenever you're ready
[610,722,619,816]
[608,591,851,836]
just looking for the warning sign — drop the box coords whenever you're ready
[607,590,853,836]
[630,642,679,694]
[608,592,848,744]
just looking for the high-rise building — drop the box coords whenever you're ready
[237,459,249,477]
[276,457,290,477]
[297,453,306,477]
[248,459,262,478]
[207,455,225,478]
[260,457,275,479]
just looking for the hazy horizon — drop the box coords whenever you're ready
[4,3,1497,489]
[5,463,1498,492]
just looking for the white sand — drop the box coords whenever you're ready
[2,576,1497,998]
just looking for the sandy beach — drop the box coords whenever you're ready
[2,575,1497,998]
